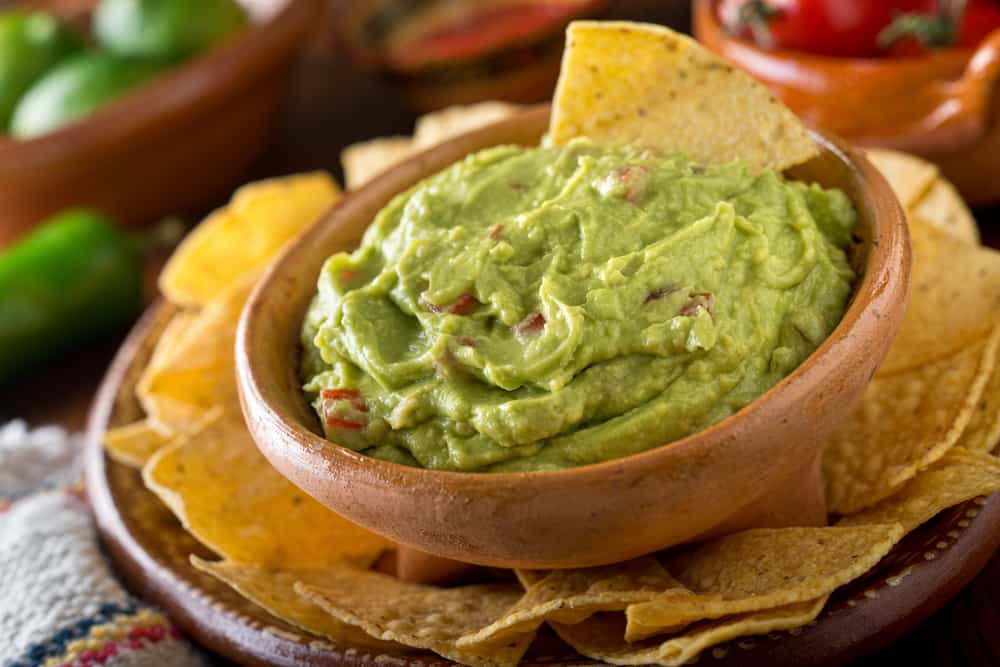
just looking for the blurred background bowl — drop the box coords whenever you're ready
[336,0,611,111]
[693,0,1000,206]
[0,0,321,245]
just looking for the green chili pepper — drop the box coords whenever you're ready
[0,209,142,386]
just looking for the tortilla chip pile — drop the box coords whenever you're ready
[103,21,1000,667]
[105,173,396,573]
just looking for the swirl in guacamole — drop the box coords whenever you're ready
[300,139,857,472]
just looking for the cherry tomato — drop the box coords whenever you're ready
[955,0,1000,47]
[882,0,1000,57]
[718,0,935,57]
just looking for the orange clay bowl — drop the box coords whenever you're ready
[237,104,911,570]
[0,0,321,246]
[694,0,1000,206]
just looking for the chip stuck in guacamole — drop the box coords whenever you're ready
[301,138,857,471]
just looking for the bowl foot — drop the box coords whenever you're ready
[394,545,476,584]
[388,455,827,585]
[707,452,828,538]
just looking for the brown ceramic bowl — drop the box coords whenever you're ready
[334,0,610,111]
[693,0,1000,206]
[236,104,910,570]
[0,0,321,245]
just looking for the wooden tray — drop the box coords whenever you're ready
[85,303,1000,667]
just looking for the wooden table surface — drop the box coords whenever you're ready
[2,2,999,665]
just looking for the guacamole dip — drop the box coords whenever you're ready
[301,140,856,472]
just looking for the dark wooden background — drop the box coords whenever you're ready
[2,1,999,665]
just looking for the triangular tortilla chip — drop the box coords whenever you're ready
[342,137,415,190]
[458,558,680,650]
[550,21,818,172]
[414,102,522,148]
[824,327,1000,514]
[911,177,979,246]
[955,361,1000,453]
[143,409,392,569]
[159,172,340,308]
[191,558,403,651]
[880,219,1000,376]
[552,597,827,667]
[865,148,939,209]
[295,569,533,667]
[625,524,902,641]
[103,419,172,468]
[137,275,255,434]
[840,448,1000,531]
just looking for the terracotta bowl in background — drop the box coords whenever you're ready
[0,0,321,245]
[694,0,1000,206]
[236,105,911,570]
[334,0,610,111]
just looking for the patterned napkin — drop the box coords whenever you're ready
[0,421,210,667]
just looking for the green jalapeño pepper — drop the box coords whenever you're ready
[0,210,142,385]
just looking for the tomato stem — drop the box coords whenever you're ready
[723,0,782,48]
[878,0,965,50]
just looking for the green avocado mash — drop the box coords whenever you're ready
[301,139,857,472]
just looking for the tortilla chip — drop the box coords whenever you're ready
[865,148,938,210]
[840,448,1000,531]
[191,558,403,651]
[103,419,172,468]
[911,177,979,246]
[137,311,199,406]
[880,219,1000,376]
[143,409,392,568]
[341,103,523,190]
[553,597,827,667]
[955,361,1000,453]
[414,102,522,148]
[825,327,1000,514]
[625,524,902,641]
[550,21,818,172]
[159,172,340,308]
[137,275,254,434]
[295,569,533,667]
[342,137,415,190]
[458,558,681,649]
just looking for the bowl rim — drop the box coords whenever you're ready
[692,0,976,69]
[0,0,320,171]
[237,103,911,488]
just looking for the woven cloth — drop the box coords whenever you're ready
[0,421,211,667]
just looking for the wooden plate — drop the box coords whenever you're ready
[85,303,1000,667]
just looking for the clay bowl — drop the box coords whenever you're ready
[0,0,321,245]
[693,0,1000,206]
[335,0,610,111]
[237,104,911,570]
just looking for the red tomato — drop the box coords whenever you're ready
[883,0,1000,57]
[718,0,935,57]
[956,0,1000,47]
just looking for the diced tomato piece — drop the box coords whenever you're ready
[514,312,546,342]
[423,292,479,314]
[321,388,361,400]
[325,417,365,430]
[449,292,479,315]
[679,292,715,317]
[615,165,649,203]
